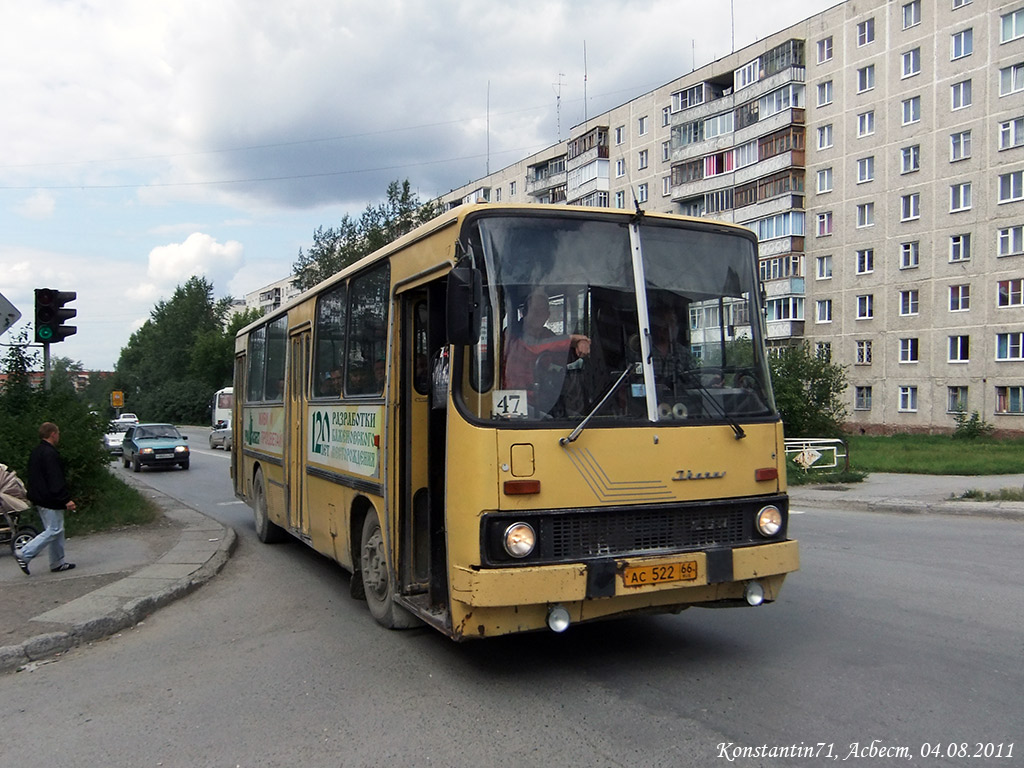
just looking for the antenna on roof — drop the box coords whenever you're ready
[583,40,588,124]
[552,72,564,141]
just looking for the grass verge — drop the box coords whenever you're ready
[845,434,1024,475]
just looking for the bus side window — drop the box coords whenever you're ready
[314,282,347,398]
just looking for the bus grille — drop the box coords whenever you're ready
[548,507,746,560]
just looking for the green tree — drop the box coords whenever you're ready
[769,342,848,438]
[292,179,437,291]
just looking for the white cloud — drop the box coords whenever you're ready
[144,232,245,294]
[14,191,56,220]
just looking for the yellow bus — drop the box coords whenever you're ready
[232,203,798,639]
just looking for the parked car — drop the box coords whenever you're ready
[209,424,233,450]
[103,421,131,455]
[121,423,190,471]
[114,413,139,424]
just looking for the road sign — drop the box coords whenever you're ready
[111,390,124,408]
[0,292,21,337]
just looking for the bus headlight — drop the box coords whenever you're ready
[756,505,782,537]
[502,522,536,558]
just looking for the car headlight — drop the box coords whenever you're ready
[140,447,154,454]
[756,505,783,537]
[175,446,188,454]
[502,522,536,558]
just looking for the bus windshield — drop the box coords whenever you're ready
[458,213,775,426]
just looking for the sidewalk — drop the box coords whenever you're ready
[2,472,1021,674]
[1,473,235,674]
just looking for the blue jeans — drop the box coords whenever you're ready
[17,506,66,569]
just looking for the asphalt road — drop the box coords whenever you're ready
[2,432,1021,767]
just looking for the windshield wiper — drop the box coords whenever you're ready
[559,366,633,446]
[690,375,746,440]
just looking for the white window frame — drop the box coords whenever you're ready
[817,124,834,150]
[1002,8,1024,43]
[637,183,648,204]
[900,337,920,363]
[999,117,1024,150]
[1000,63,1024,97]
[901,193,921,221]
[950,130,972,161]
[817,37,833,64]
[817,254,833,279]
[857,111,875,138]
[900,289,920,316]
[856,340,873,365]
[817,168,834,194]
[996,332,1024,361]
[951,80,972,110]
[902,96,921,125]
[950,233,972,262]
[948,336,970,363]
[614,190,626,209]
[951,28,974,60]
[902,48,921,78]
[857,294,874,319]
[903,1,921,30]
[638,149,649,170]
[997,278,1024,308]
[855,385,873,410]
[817,211,834,237]
[638,116,648,136]
[996,385,1024,414]
[857,18,875,47]
[950,284,971,311]
[817,81,833,107]
[615,158,626,178]
[901,145,921,174]
[857,156,875,184]
[857,65,876,93]
[856,202,875,228]
[856,248,875,274]
[948,386,969,413]
[614,126,625,145]
[901,241,920,269]
[998,171,1024,203]
[998,225,1024,257]
[816,299,833,323]
[899,386,918,412]
[950,182,972,212]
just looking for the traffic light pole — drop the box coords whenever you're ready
[43,342,51,391]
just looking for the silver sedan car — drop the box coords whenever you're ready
[209,424,233,450]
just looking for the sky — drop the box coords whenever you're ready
[0,0,838,371]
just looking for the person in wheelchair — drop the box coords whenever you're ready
[502,288,591,413]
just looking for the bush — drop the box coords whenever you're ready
[951,409,994,440]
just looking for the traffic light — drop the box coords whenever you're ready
[34,288,77,344]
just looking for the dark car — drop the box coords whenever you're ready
[121,423,190,471]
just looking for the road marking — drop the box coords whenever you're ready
[217,500,245,506]
[790,509,806,514]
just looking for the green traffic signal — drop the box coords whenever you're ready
[34,288,77,344]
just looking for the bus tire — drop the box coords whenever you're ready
[253,469,288,544]
[359,509,419,629]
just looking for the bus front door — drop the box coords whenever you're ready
[287,329,310,539]
[399,284,448,616]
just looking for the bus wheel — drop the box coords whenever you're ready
[253,469,287,544]
[359,510,419,629]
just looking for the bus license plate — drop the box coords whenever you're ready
[622,561,698,588]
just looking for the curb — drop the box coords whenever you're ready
[0,476,236,675]
[788,491,1024,522]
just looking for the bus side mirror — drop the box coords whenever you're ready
[446,266,482,346]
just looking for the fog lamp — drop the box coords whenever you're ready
[547,604,571,633]
[744,581,765,606]
[502,522,536,558]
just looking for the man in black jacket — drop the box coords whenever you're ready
[14,422,77,575]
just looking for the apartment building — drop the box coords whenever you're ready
[437,0,1024,434]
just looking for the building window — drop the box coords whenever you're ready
[817,36,833,63]
[857,18,875,46]
[817,168,833,194]
[817,80,834,107]
[637,183,648,204]
[816,342,832,360]
[858,111,875,137]
[816,299,833,323]
[950,234,972,262]
[510,181,517,196]
[948,386,969,413]
[638,116,648,136]
[900,337,919,363]
[996,332,1024,360]
[950,130,972,161]
[998,225,1024,257]
[856,202,875,228]
[901,241,920,269]
[638,149,649,170]
[1000,117,1024,150]
[662,140,671,162]
[902,96,921,125]
[855,386,873,410]
[817,212,833,237]
[857,156,875,184]
[995,386,1024,414]
[857,294,874,319]
[902,48,921,78]
[615,126,625,145]
[901,145,921,174]
[1000,63,1024,97]
[856,340,873,364]
[857,65,875,93]
[1002,8,1024,43]
[949,336,970,363]
[856,248,875,274]
[817,124,833,150]
[952,0,972,7]
[998,278,1024,307]
[662,106,671,127]
[900,289,920,315]
[615,158,626,178]
[899,386,918,412]
[614,191,626,209]
[951,28,974,59]
[662,176,671,197]
[950,182,972,212]
[951,80,972,110]
[901,193,921,221]
[817,254,833,279]
[903,1,921,29]
[950,284,971,311]
[999,171,1024,203]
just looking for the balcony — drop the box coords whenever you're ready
[526,170,567,197]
